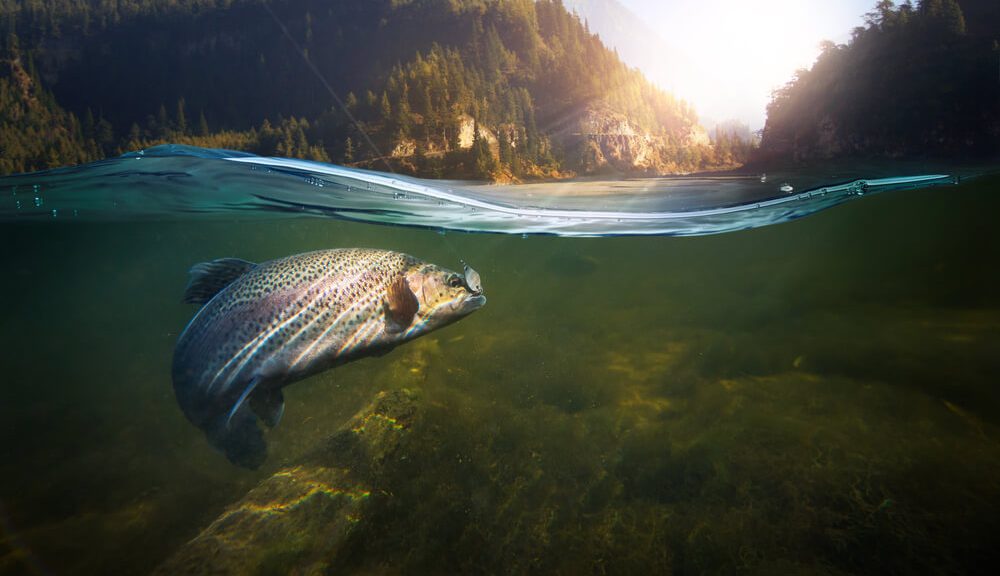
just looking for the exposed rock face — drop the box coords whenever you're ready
[569,107,710,174]
[575,108,655,172]
[686,124,711,148]
[152,390,418,576]
[390,138,416,158]
[456,113,497,150]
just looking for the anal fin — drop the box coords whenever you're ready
[250,387,285,428]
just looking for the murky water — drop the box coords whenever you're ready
[1,164,999,574]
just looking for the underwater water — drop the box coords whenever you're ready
[1,149,999,575]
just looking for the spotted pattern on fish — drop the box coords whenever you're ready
[172,248,485,468]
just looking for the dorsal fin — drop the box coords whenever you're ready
[183,258,257,304]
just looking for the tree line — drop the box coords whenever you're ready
[1,0,754,178]
[758,0,998,162]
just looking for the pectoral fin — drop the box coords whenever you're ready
[385,275,418,334]
[225,376,261,428]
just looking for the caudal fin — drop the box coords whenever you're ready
[205,406,267,469]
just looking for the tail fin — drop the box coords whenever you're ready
[205,405,267,469]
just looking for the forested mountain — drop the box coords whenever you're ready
[757,0,999,162]
[561,0,695,115]
[0,32,93,173]
[0,0,742,179]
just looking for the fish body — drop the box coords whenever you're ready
[172,248,485,468]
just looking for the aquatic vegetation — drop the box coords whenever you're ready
[153,390,415,575]
[302,341,1000,575]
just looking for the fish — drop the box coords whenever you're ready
[171,248,486,468]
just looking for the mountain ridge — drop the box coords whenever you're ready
[0,0,752,178]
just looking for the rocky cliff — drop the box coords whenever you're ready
[568,107,712,175]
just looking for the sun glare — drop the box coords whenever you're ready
[630,0,857,127]
[682,0,828,124]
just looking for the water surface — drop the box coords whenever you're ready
[0,145,974,236]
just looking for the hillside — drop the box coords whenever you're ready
[0,33,95,174]
[757,0,999,163]
[561,0,694,109]
[0,0,745,179]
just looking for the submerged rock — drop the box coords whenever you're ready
[152,389,417,575]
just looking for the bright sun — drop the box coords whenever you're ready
[621,0,865,127]
[674,0,832,125]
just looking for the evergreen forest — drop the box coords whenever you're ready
[1,0,750,179]
[757,0,998,162]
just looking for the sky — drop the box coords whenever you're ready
[615,0,876,129]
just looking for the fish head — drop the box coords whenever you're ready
[404,262,486,334]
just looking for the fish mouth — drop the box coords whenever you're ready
[463,294,487,311]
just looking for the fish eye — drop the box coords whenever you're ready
[447,275,463,288]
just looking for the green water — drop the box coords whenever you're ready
[1,176,999,575]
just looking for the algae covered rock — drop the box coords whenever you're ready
[152,389,417,576]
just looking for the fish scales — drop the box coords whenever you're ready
[172,248,485,468]
[178,250,415,386]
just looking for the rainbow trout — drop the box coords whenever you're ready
[172,248,486,468]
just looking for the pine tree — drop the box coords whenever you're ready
[380,90,392,122]
[198,110,209,136]
[156,103,170,137]
[344,136,354,162]
[176,97,188,134]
